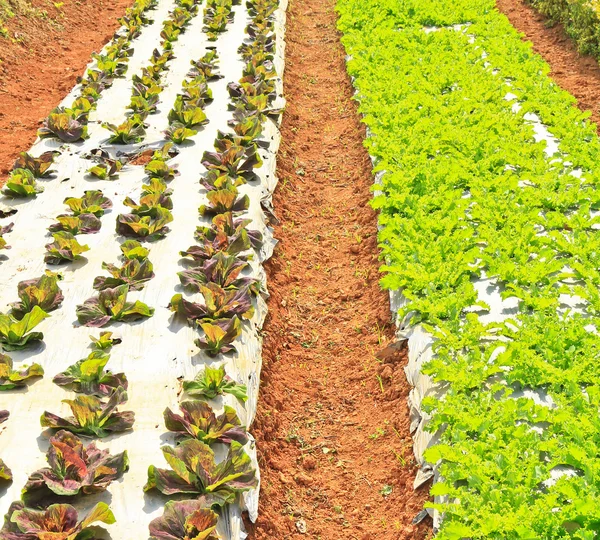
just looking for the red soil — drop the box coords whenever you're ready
[496,0,600,129]
[247,0,431,537]
[0,0,133,177]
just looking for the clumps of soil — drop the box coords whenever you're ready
[247,0,430,537]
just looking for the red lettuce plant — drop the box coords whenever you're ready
[164,401,248,445]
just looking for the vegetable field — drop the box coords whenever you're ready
[3,0,600,536]
[0,0,285,536]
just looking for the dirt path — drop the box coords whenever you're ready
[0,0,132,177]
[248,0,429,538]
[496,0,600,129]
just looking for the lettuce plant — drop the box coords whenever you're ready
[132,77,163,100]
[165,123,197,144]
[22,430,129,505]
[89,331,122,350]
[93,258,154,291]
[197,212,263,251]
[120,240,150,261]
[183,364,248,401]
[87,158,123,180]
[3,169,43,198]
[116,207,173,240]
[53,351,128,396]
[103,116,146,144]
[168,97,209,129]
[127,94,160,115]
[10,272,64,319]
[38,109,88,143]
[12,151,57,178]
[149,501,219,540]
[92,52,128,78]
[201,141,262,186]
[144,439,257,499]
[178,253,259,293]
[183,365,248,401]
[64,190,112,217]
[1,501,115,539]
[44,232,90,265]
[0,354,43,390]
[164,401,248,445]
[0,460,12,484]
[189,50,222,81]
[180,216,253,262]
[123,184,173,213]
[0,306,49,351]
[218,114,264,148]
[0,223,13,250]
[169,283,254,324]
[49,214,102,235]
[196,317,241,356]
[76,284,154,327]
[198,187,249,217]
[145,159,179,181]
[181,79,213,108]
[41,389,134,438]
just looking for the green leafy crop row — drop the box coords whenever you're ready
[337,0,600,537]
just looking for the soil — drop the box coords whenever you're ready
[0,0,133,178]
[247,0,430,538]
[496,0,600,129]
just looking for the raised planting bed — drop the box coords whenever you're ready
[0,0,286,537]
[338,0,600,537]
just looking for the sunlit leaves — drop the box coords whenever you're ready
[41,388,134,438]
[76,284,154,327]
[183,365,247,401]
[22,430,129,505]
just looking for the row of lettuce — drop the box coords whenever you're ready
[0,0,282,535]
[337,0,600,538]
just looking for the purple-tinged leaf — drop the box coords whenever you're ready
[149,500,219,540]
[195,317,242,356]
[44,233,90,265]
[22,430,128,506]
[2,501,115,539]
[164,401,248,445]
[53,350,127,397]
[40,388,134,438]
[0,354,43,391]
[10,272,64,320]
[0,223,14,250]
[144,439,257,499]
[76,285,154,328]
[93,258,154,291]
[48,214,102,235]
[12,151,58,178]
[182,365,247,402]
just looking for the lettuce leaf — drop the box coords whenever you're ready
[2,501,115,538]
[164,401,248,445]
[40,388,134,438]
[0,306,49,351]
[44,232,90,265]
[144,439,257,498]
[76,284,154,328]
[149,500,219,540]
[182,365,247,401]
[10,272,64,319]
[53,350,127,397]
[22,430,129,506]
[0,354,43,391]
[93,258,154,291]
